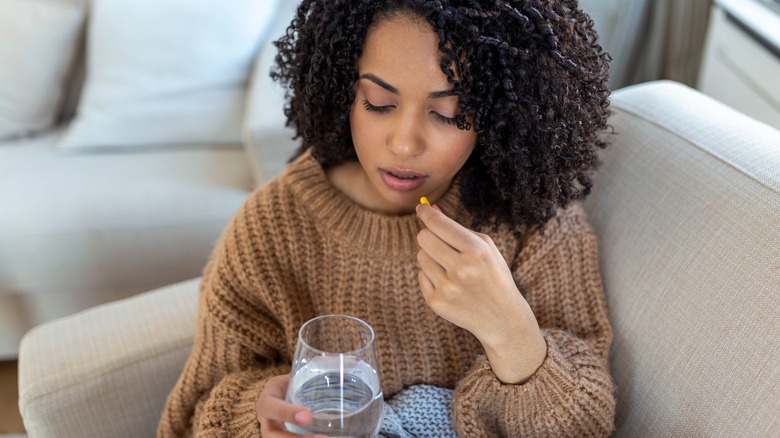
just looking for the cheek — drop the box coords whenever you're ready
[445,132,478,167]
[350,108,377,151]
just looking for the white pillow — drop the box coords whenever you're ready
[58,0,279,151]
[0,0,86,142]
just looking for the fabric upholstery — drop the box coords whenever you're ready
[0,130,252,358]
[0,0,290,360]
[57,0,279,151]
[18,279,199,438]
[0,0,85,141]
[583,81,780,436]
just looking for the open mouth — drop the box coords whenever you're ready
[387,170,419,179]
[379,167,427,192]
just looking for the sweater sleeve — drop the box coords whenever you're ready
[157,309,291,437]
[452,204,616,437]
[158,191,298,437]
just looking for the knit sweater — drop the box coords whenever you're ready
[158,151,616,437]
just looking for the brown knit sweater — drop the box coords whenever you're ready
[158,151,615,437]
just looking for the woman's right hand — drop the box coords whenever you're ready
[255,374,327,438]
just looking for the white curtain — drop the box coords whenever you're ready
[581,0,713,90]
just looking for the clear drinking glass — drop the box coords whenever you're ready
[285,314,383,437]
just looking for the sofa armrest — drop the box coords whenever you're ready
[18,278,199,438]
[584,81,780,437]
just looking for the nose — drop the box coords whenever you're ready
[387,109,425,159]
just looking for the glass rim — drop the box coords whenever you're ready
[298,314,376,356]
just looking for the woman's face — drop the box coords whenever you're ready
[349,14,477,214]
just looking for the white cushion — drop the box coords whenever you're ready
[58,0,279,151]
[0,0,85,141]
[0,132,251,358]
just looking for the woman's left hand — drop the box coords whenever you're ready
[415,203,547,383]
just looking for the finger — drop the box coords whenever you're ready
[258,401,328,438]
[258,418,296,437]
[261,417,327,438]
[262,375,289,399]
[417,228,460,270]
[417,248,446,287]
[419,269,451,318]
[256,376,313,427]
[416,204,481,251]
[418,270,435,303]
[257,394,312,426]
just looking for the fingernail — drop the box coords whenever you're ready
[294,411,308,424]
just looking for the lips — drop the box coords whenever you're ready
[379,167,427,192]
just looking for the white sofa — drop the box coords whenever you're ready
[17,81,780,437]
[0,0,298,359]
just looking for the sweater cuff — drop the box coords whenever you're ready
[195,364,291,436]
[452,329,614,437]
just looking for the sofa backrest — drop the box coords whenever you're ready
[583,80,780,437]
[243,0,302,185]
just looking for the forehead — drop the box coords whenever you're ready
[364,14,437,50]
[358,15,450,87]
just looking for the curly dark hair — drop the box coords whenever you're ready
[272,0,611,230]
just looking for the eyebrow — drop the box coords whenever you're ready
[359,73,457,99]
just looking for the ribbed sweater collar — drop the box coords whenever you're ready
[285,151,465,257]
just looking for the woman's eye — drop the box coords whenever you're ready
[432,112,458,126]
[362,100,392,113]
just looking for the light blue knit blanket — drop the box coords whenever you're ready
[378,385,457,438]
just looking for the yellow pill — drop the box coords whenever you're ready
[420,196,430,205]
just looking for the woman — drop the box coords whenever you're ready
[159,1,614,436]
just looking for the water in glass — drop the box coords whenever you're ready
[286,355,383,437]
